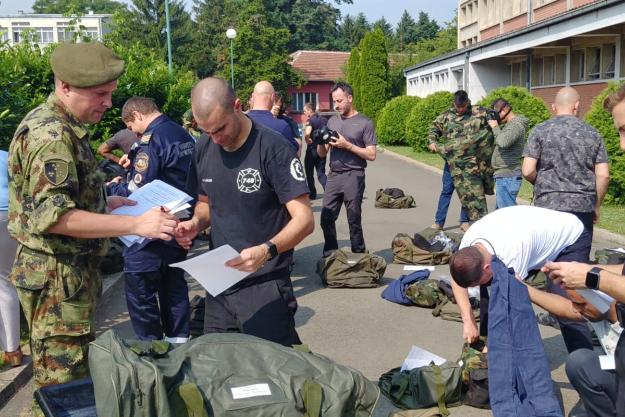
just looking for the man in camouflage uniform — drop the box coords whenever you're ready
[428,90,494,224]
[182,109,202,140]
[522,86,610,354]
[7,42,179,414]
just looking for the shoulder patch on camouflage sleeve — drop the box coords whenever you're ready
[41,153,70,186]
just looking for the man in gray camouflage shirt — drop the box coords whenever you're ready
[522,86,610,353]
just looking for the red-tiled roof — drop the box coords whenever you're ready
[290,50,350,82]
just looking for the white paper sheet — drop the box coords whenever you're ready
[599,354,615,370]
[577,289,614,314]
[400,345,447,371]
[403,266,435,272]
[170,245,251,296]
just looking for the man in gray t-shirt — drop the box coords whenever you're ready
[97,128,139,164]
[317,82,377,256]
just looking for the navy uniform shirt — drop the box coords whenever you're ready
[247,110,298,150]
[190,121,308,283]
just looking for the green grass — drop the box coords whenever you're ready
[383,145,625,236]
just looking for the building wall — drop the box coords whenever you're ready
[533,0,568,24]
[468,58,511,101]
[0,14,109,45]
[480,24,501,42]
[531,82,608,116]
[287,81,334,124]
[503,13,529,33]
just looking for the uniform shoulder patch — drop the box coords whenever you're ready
[42,153,70,186]
[134,152,149,173]
[290,158,305,182]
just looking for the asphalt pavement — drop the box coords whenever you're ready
[3,148,624,416]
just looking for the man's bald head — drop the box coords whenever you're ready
[191,77,236,121]
[251,80,275,111]
[553,87,580,115]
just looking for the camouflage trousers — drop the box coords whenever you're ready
[10,245,101,416]
[449,164,493,222]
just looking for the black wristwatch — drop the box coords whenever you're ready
[585,266,602,290]
[264,241,278,260]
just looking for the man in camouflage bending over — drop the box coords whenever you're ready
[8,42,178,415]
[428,90,495,225]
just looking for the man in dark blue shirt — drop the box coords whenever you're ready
[247,80,299,154]
[176,77,313,347]
[109,96,195,342]
[303,102,327,200]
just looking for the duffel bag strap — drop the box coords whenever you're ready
[431,364,450,417]
[177,383,209,417]
[302,379,322,417]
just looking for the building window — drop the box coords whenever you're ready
[57,23,76,42]
[587,47,601,80]
[84,27,99,40]
[509,61,526,87]
[532,57,543,86]
[12,23,30,44]
[0,27,8,42]
[34,27,54,44]
[572,49,585,82]
[452,69,463,90]
[555,54,566,84]
[291,92,318,113]
[603,44,616,79]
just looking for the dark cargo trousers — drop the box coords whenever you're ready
[320,170,366,257]
[304,146,327,199]
[203,268,301,347]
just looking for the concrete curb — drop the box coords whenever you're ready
[0,271,123,411]
[382,147,625,246]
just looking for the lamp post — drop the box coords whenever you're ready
[164,0,172,75]
[226,27,237,89]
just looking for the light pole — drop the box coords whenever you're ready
[226,27,237,90]
[164,0,172,75]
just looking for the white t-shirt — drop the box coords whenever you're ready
[459,206,584,279]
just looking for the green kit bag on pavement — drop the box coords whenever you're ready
[89,330,381,417]
[459,339,489,409]
[317,248,387,288]
[378,362,462,416]
[391,229,462,266]
[594,249,625,265]
[405,279,443,308]
[375,188,416,209]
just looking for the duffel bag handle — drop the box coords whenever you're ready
[431,364,450,417]
[389,372,410,401]
[177,383,209,417]
[302,379,322,417]
[129,340,171,357]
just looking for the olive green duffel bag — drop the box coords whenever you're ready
[90,330,381,417]
[317,248,387,288]
[392,229,463,265]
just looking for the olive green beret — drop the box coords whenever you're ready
[50,42,125,88]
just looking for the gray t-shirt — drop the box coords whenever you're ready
[327,113,377,172]
[106,128,140,154]
[523,115,608,213]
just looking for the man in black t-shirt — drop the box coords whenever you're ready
[317,82,377,257]
[302,102,327,200]
[176,77,314,346]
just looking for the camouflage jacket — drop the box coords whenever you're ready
[428,105,494,174]
[8,93,108,255]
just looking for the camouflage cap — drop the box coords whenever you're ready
[50,42,124,88]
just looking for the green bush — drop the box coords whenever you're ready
[376,96,421,145]
[477,86,550,132]
[358,29,390,123]
[405,91,453,151]
[0,40,196,154]
[585,81,625,204]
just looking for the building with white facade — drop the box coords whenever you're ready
[405,0,625,114]
[0,12,110,46]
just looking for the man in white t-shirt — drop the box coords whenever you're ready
[450,205,584,345]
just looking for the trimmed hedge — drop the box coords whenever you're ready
[405,91,454,151]
[585,81,625,204]
[358,29,390,123]
[477,86,550,133]
[376,96,421,145]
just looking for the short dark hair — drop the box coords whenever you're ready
[331,81,353,96]
[450,246,484,288]
[604,83,625,113]
[303,102,315,112]
[491,98,511,112]
[453,90,469,106]
[122,96,160,122]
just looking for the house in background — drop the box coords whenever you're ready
[288,50,350,124]
[0,12,110,45]
[405,0,625,115]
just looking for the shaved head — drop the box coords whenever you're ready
[554,87,580,115]
[191,77,236,121]
[251,80,275,111]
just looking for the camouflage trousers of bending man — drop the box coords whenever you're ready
[449,161,494,222]
[10,245,101,417]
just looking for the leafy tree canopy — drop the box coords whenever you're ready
[32,0,127,14]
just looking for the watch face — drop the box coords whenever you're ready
[586,268,601,289]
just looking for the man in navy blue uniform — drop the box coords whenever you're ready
[176,77,314,346]
[109,96,195,342]
[303,102,327,200]
[247,80,300,154]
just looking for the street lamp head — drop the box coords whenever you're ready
[226,28,237,39]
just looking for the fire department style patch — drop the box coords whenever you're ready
[290,158,305,182]
[237,168,262,193]
[134,173,143,184]
[43,156,69,186]
[135,152,149,173]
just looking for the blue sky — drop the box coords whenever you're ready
[1,0,458,27]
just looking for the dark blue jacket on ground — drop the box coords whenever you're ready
[381,270,430,305]
[488,256,563,417]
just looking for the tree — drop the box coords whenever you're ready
[340,13,370,50]
[395,10,416,51]
[346,46,361,109]
[358,29,390,122]
[414,11,439,42]
[32,0,126,14]
[219,0,303,104]
[288,0,344,50]
[372,17,393,40]
[106,0,194,70]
